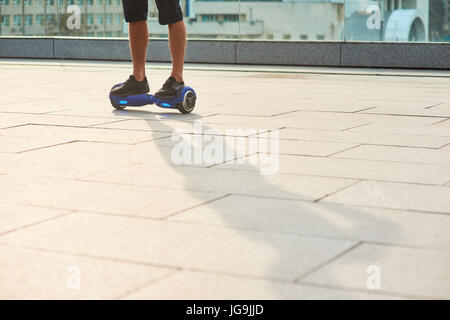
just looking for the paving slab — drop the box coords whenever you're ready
[0,124,170,145]
[216,154,450,185]
[0,176,225,219]
[322,180,450,214]
[0,245,173,300]
[124,270,400,300]
[84,163,357,201]
[332,144,450,166]
[0,135,72,153]
[170,195,450,249]
[303,243,450,299]
[268,127,450,148]
[0,203,70,235]
[0,213,357,281]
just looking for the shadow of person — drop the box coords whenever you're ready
[111,108,401,299]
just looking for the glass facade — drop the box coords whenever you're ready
[0,0,448,42]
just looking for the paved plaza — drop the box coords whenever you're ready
[0,59,449,299]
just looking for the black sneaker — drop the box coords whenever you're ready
[154,76,185,100]
[110,75,150,96]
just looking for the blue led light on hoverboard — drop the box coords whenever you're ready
[119,100,128,105]
[161,103,172,108]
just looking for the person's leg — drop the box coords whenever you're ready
[129,20,149,82]
[111,0,150,96]
[168,20,186,83]
[153,0,186,99]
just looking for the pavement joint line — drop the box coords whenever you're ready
[0,240,363,285]
[340,122,372,132]
[359,240,450,252]
[297,280,439,300]
[270,110,301,117]
[261,135,450,149]
[206,152,256,169]
[352,107,377,113]
[430,118,450,125]
[332,155,450,167]
[15,140,79,154]
[425,102,444,109]
[290,108,450,119]
[437,142,450,149]
[208,161,450,186]
[2,194,450,249]
[162,209,450,250]
[0,123,31,130]
[0,240,367,287]
[294,242,363,283]
[319,199,450,216]
[325,144,364,157]
[359,111,450,119]
[314,180,363,203]
[0,242,183,272]
[0,211,74,238]
[162,194,232,220]
[87,119,133,127]
[114,270,179,300]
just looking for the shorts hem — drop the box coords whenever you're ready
[159,15,183,25]
[125,16,148,23]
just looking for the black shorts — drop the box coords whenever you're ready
[122,0,183,25]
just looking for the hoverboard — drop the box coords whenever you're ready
[109,83,197,114]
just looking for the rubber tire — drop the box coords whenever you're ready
[110,98,125,110]
[176,90,196,114]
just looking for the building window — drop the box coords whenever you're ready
[13,15,22,26]
[24,0,31,5]
[106,14,112,24]
[1,0,10,5]
[36,14,44,26]
[224,14,239,22]
[202,14,218,22]
[316,34,325,40]
[300,34,308,40]
[13,0,21,6]
[24,15,33,26]
[46,0,55,5]
[87,14,94,25]
[1,15,10,27]
[97,14,103,24]
[115,13,122,24]
[46,14,55,23]
[87,0,93,5]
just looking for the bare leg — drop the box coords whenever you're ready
[129,20,148,82]
[168,20,187,82]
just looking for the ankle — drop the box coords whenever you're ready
[133,73,146,82]
[171,74,183,83]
